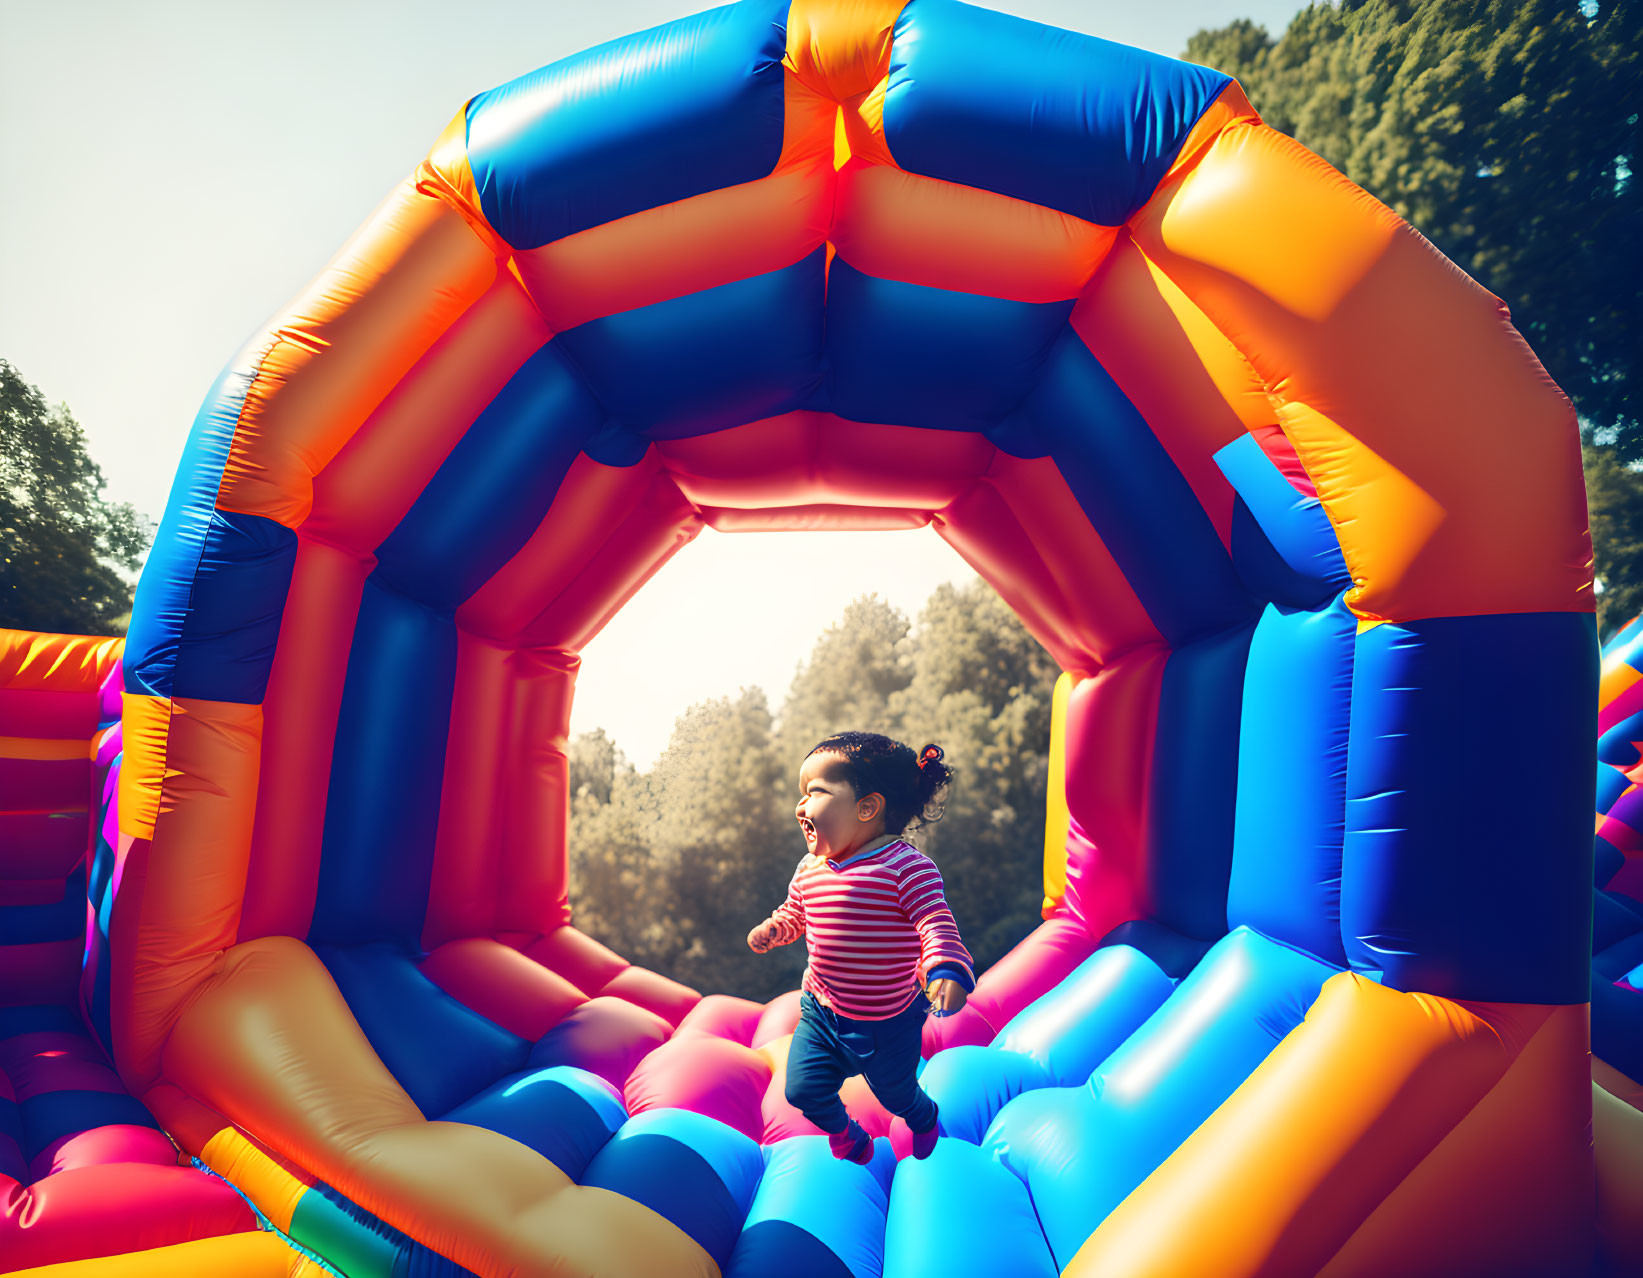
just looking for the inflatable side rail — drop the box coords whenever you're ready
[0,629,308,1275]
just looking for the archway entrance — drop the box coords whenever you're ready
[110,3,1595,1275]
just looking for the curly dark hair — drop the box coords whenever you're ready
[805,731,955,839]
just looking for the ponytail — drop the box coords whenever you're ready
[913,743,954,830]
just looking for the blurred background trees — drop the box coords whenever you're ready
[568,581,1060,1000]
[1,360,151,634]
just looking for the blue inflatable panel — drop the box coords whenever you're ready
[126,349,288,702]
[316,945,529,1118]
[1593,977,1643,1081]
[994,943,1177,1087]
[582,1109,765,1267]
[2,870,85,945]
[1598,833,1629,890]
[443,1066,626,1180]
[581,418,652,468]
[311,581,457,948]
[20,1091,158,1156]
[558,248,825,439]
[882,1138,1057,1278]
[1215,432,1349,608]
[724,1137,889,1278]
[1147,621,1255,940]
[984,927,1338,1267]
[821,260,1073,431]
[883,0,1230,226]
[1595,890,1643,955]
[1095,919,1212,980]
[1014,330,1253,647]
[465,0,789,249]
[0,1005,84,1038]
[1342,612,1597,1002]
[1598,759,1632,814]
[1226,496,1315,609]
[373,343,600,611]
[157,511,296,703]
[1229,594,1356,966]
[915,1047,1053,1144]
[1596,932,1643,983]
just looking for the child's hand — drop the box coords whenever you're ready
[747,922,779,954]
[926,978,967,1017]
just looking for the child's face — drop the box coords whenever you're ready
[796,751,884,858]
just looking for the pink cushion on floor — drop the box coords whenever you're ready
[31,1125,179,1179]
[751,990,803,1047]
[599,966,701,1026]
[624,1035,771,1141]
[673,994,766,1044]
[419,937,588,1041]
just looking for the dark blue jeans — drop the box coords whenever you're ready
[784,989,937,1134]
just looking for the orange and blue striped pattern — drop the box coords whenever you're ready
[82,2,1605,1275]
[0,632,274,1273]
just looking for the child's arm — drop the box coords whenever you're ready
[748,860,808,952]
[898,857,975,996]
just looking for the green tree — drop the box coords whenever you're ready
[644,688,801,999]
[1185,0,1641,459]
[886,580,1062,968]
[773,593,914,767]
[1,360,151,633]
[568,727,621,807]
[1584,445,1643,638]
[566,580,1064,999]
[566,756,659,963]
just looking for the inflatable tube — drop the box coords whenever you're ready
[84,2,1606,1275]
[0,630,304,1274]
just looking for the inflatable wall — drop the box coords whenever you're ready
[0,631,314,1274]
[3,0,1631,1274]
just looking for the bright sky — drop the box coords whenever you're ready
[3,0,1301,769]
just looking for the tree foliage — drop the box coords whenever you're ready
[1,360,151,634]
[883,582,1061,964]
[569,690,804,1001]
[1185,0,1641,459]
[566,578,1060,999]
[772,594,912,765]
[1585,445,1643,638]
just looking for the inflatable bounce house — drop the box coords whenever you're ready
[4,1,1642,1273]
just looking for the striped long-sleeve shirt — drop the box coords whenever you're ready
[760,838,975,1020]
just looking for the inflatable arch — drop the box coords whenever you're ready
[69,1,1612,1275]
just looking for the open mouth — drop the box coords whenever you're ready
[799,817,816,843]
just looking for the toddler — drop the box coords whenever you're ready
[747,732,974,1164]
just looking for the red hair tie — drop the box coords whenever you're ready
[918,745,943,771]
